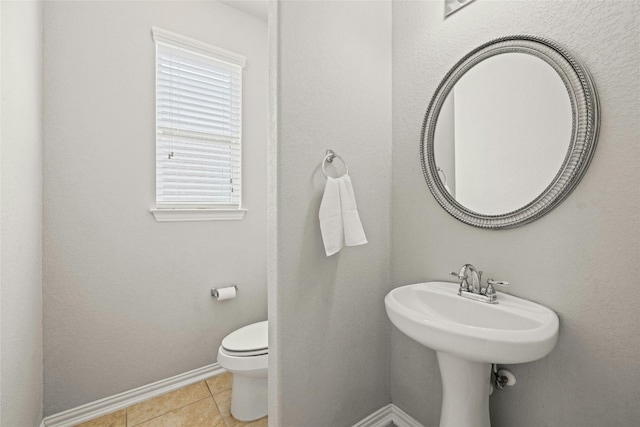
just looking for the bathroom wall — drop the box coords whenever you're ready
[392,1,639,426]
[43,1,267,415]
[0,1,44,425]
[274,1,392,425]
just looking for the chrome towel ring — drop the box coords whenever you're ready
[322,149,349,178]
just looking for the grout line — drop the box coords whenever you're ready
[75,380,235,427]
[128,395,213,427]
[210,391,230,427]
[220,405,231,427]
[204,377,215,397]
[209,393,234,427]
[127,383,211,427]
[206,384,230,427]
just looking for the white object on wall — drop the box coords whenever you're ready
[445,0,476,17]
[212,286,238,301]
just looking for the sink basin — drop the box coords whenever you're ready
[385,281,559,427]
[385,281,559,364]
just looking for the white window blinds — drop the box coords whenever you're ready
[153,27,245,209]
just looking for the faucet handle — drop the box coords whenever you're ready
[450,271,470,293]
[450,271,469,282]
[487,279,509,287]
[485,279,509,297]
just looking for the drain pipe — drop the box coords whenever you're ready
[491,364,516,393]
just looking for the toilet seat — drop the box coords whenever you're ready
[221,347,268,357]
[217,347,268,373]
[217,321,268,372]
[221,321,268,356]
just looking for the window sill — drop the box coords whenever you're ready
[150,208,247,222]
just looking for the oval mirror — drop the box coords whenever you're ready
[420,35,599,229]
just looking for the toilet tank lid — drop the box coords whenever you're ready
[222,320,268,352]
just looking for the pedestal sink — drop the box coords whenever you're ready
[385,281,559,427]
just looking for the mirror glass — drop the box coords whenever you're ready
[433,53,572,215]
[421,36,599,229]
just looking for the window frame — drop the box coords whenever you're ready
[150,27,247,222]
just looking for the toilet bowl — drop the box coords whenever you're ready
[217,320,268,421]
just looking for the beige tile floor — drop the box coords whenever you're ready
[74,373,267,427]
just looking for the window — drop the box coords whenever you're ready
[151,27,246,221]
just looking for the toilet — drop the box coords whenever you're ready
[217,320,268,421]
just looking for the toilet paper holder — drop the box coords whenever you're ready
[211,285,238,298]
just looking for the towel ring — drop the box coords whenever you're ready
[322,150,349,178]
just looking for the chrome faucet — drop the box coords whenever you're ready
[450,264,509,304]
[463,264,482,293]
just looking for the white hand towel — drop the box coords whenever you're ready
[319,177,344,256]
[338,174,368,247]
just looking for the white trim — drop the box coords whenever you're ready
[391,404,425,427]
[150,208,247,222]
[151,26,246,68]
[352,404,425,427]
[351,404,393,427]
[38,365,424,427]
[42,363,225,427]
[0,2,3,419]
[266,0,281,424]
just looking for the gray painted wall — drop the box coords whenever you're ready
[274,1,392,425]
[391,1,640,426]
[43,1,267,415]
[0,1,44,425]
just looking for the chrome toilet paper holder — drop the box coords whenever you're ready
[211,285,238,298]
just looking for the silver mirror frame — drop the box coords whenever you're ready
[420,35,600,229]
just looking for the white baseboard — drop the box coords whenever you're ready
[40,364,422,427]
[390,404,424,427]
[352,404,393,427]
[352,403,424,427]
[42,363,225,427]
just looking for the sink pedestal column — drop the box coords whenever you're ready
[436,352,491,427]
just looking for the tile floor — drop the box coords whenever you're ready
[74,373,267,427]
